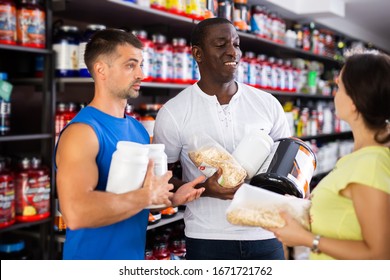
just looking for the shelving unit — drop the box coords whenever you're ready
[0,1,55,260]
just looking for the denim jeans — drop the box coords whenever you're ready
[185,237,285,260]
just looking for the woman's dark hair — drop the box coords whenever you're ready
[191,17,234,48]
[84,29,143,77]
[341,52,390,144]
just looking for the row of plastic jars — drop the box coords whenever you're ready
[53,24,106,78]
[250,5,286,44]
[132,30,199,84]
[236,52,298,92]
[0,0,45,48]
[0,156,50,228]
[294,23,337,57]
[53,25,200,83]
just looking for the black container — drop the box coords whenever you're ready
[250,137,317,198]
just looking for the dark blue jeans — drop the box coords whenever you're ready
[185,237,285,260]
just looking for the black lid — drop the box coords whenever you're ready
[250,172,303,198]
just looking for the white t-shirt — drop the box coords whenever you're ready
[154,82,291,240]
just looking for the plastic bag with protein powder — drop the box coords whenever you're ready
[188,133,247,188]
[226,183,311,229]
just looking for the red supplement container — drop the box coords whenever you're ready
[132,30,154,82]
[172,37,191,84]
[153,242,171,260]
[0,160,15,228]
[0,0,16,45]
[152,34,173,83]
[15,157,50,222]
[16,0,45,48]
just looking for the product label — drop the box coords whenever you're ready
[0,178,15,227]
[142,45,155,79]
[78,42,87,70]
[0,5,16,43]
[53,42,79,71]
[17,8,45,47]
[0,100,11,133]
[173,51,189,80]
[287,146,315,197]
[15,173,50,219]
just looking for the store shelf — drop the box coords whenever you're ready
[0,133,52,142]
[300,131,352,141]
[108,0,193,23]
[0,44,52,54]
[11,78,336,99]
[238,31,340,64]
[268,90,334,100]
[0,218,52,234]
[54,0,341,65]
[54,0,195,38]
[50,211,184,243]
[147,211,184,231]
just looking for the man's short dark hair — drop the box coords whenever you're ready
[84,29,143,77]
[191,18,234,48]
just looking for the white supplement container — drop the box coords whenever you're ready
[146,144,168,176]
[232,130,274,180]
[106,141,149,194]
[146,143,168,209]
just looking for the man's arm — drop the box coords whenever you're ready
[56,123,173,230]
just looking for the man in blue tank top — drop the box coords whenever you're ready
[55,29,205,260]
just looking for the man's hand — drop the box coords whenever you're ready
[171,175,205,206]
[201,169,241,200]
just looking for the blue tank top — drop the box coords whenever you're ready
[55,106,150,260]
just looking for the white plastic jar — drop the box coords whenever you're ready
[232,130,274,180]
[146,144,168,176]
[106,141,149,194]
[146,144,168,209]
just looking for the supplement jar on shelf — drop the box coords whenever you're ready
[0,159,15,229]
[16,0,45,48]
[15,157,51,222]
[53,25,80,77]
[78,24,106,77]
[0,0,17,45]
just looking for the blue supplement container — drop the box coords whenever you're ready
[53,25,80,77]
[78,24,106,77]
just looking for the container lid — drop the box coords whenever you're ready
[86,24,106,31]
[116,141,149,156]
[250,173,303,198]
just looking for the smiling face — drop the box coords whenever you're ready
[104,44,144,100]
[193,23,242,84]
